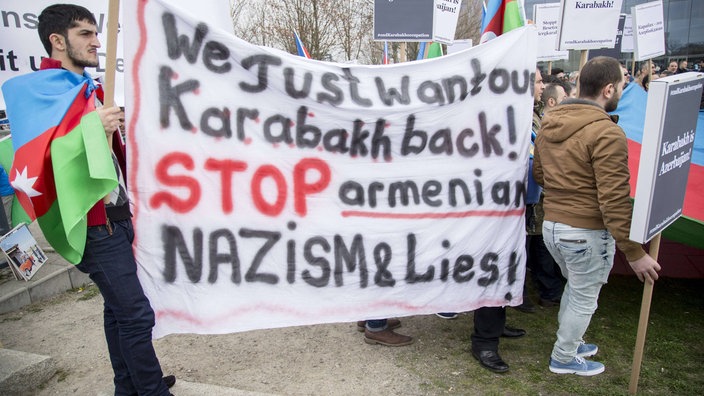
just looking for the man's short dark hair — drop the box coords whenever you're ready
[578,56,622,99]
[542,74,560,84]
[38,4,96,55]
[542,83,563,104]
[543,74,572,95]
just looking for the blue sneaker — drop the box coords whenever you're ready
[549,356,605,376]
[576,342,598,358]
[435,312,459,319]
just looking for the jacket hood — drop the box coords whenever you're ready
[539,98,619,143]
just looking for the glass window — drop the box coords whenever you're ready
[666,0,692,56]
[687,0,704,61]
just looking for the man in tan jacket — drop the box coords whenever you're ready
[533,56,661,376]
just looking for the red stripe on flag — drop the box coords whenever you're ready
[12,85,93,219]
[683,162,703,221]
[627,139,641,195]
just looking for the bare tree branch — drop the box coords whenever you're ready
[232,0,483,64]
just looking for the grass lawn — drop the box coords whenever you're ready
[398,275,704,395]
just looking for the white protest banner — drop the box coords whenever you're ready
[0,0,231,109]
[123,0,537,338]
[534,3,569,61]
[556,0,623,51]
[621,13,634,53]
[632,1,665,61]
[433,0,462,44]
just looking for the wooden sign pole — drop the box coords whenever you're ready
[628,233,661,394]
[103,0,120,107]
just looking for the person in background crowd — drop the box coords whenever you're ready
[667,60,678,73]
[534,56,661,376]
[542,83,567,111]
[620,64,632,89]
[516,67,546,314]
[636,62,655,91]
[523,77,567,310]
[677,59,689,74]
[550,67,566,80]
[543,75,572,101]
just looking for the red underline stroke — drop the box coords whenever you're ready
[341,208,525,219]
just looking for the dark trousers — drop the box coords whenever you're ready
[526,234,565,301]
[76,219,169,396]
[471,307,505,352]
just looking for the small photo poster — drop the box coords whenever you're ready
[0,223,48,281]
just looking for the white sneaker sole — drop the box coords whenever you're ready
[435,313,458,320]
[549,365,605,376]
[576,346,598,358]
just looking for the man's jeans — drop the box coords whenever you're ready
[526,234,565,301]
[76,219,169,396]
[542,221,614,364]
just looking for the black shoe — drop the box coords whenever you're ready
[501,326,526,338]
[163,375,176,388]
[539,298,560,308]
[513,300,537,313]
[472,350,509,373]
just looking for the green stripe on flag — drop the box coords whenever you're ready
[0,136,31,227]
[427,42,443,59]
[49,111,118,264]
[0,136,12,170]
[36,201,85,263]
[503,1,524,34]
[662,216,704,250]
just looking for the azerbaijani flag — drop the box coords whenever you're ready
[2,69,118,264]
[480,0,524,44]
[293,30,311,59]
[382,41,389,64]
